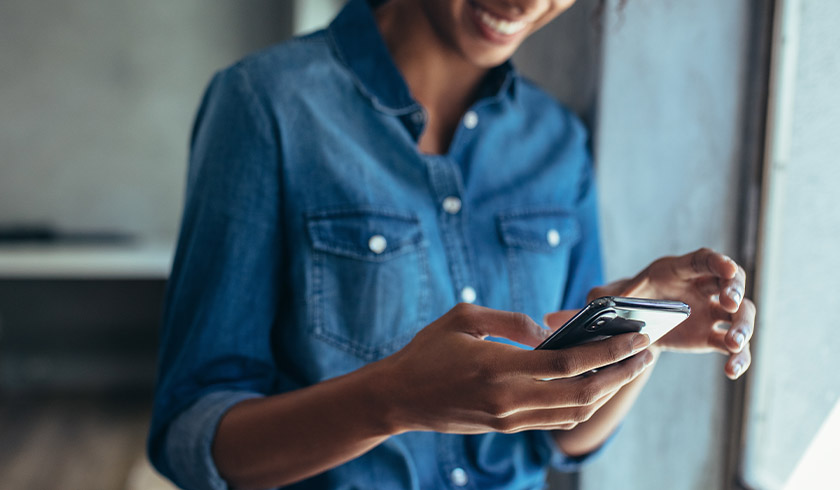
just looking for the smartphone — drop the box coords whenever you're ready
[535,296,691,350]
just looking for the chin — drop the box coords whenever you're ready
[459,40,520,68]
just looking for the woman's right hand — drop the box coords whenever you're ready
[374,303,655,435]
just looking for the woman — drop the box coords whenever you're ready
[149,0,755,488]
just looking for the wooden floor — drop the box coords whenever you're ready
[0,394,175,490]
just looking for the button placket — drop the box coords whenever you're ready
[450,467,469,487]
[460,286,476,304]
[425,155,478,307]
[442,196,462,214]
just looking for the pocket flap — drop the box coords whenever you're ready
[497,209,580,252]
[306,207,424,261]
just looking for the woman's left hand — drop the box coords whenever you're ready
[586,248,755,379]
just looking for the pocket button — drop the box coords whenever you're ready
[546,228,561,247]
[368,234,387,254]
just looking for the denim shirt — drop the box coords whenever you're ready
[148,0,605,488]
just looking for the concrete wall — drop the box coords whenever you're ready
[744,0,840,488]
[514,0,602,127]
[0,1,293,240]
[580,1,752,489]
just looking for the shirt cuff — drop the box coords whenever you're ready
[536,426,620,473]
[164,390,264,490]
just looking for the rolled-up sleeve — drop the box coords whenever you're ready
[164,391,263,490]
[147,64,283,489]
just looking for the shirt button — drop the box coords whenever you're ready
[546,228,561,247]
[463,111,478,129]
[368,235,387,254]
[450,467,469,487]
[460,286,477,304]
[442,196,462,214]
[411,110,425,125]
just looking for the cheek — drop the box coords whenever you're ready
[424,0,467,47]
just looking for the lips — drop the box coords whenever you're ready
[468,1,529,43]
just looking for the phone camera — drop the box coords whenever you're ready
[586,310,616,331]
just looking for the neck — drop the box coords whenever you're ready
[375,1,488,154]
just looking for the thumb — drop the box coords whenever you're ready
[456,305,549,348]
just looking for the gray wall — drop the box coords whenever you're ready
[0,1,293,240]
[514,0,602,127]
[744,0,840,487]
[581,1,752,489]
[518,1,754,487]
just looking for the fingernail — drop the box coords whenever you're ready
[642,350,655,366]
[731,361,744,378]
[733,332,745,348]
[632,334,650,352]
[727,287,742,305]
[723,255,736,265]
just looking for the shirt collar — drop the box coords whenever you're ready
[327,0,518,117]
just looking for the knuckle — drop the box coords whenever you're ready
[473,362,496,383]
[607,339,628,362]
[483,391,512,418]
[510,311,534,332]
[691,250,705,273]
[490,417,514,433]
[551,353,575,375]
[453,302,476,318]
[575,381,602,406]
[572,406,591,423]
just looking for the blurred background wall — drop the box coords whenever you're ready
[582,1,754,489]
[0,1,294,239]
[0,0,296,395]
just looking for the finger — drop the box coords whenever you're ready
[718,266,747,312]
[509,332,651,378]
[726,343,752,379]
[668,248,739,281]
[493,390,616,433]
[508,350,654,410]
[543,310,575,329]
[693,276,723,297]
[723,299,756,352]
[706,329,731,354]
[455,304,550,348]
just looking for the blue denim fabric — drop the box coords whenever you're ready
[148,0,605,488]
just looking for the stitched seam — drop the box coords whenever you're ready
[307,244,429,362]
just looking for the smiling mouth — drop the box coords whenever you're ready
[471,3,528,37]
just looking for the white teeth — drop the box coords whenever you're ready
[476,6,527,36]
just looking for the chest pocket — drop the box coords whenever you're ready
[306,208,430,361]
[497,209,580,323]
